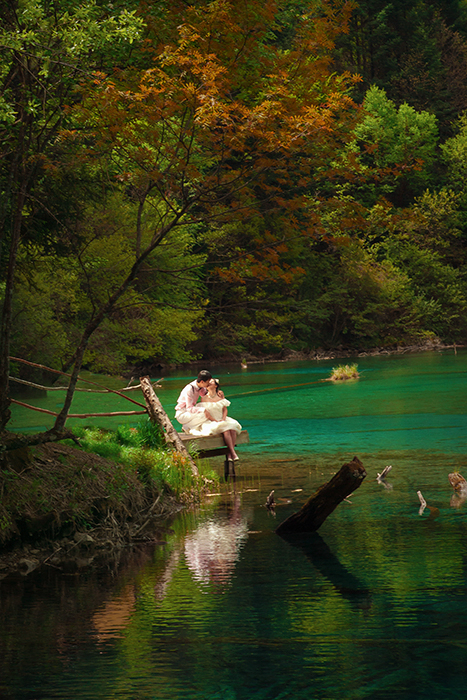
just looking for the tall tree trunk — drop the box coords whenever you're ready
[0,188,27,431]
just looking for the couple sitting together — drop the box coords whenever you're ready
[175,370,242,463]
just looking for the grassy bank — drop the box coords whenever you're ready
[0,419,219,550]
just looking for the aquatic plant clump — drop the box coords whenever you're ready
[329,363,360,381]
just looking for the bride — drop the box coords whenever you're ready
[187,378,242,462]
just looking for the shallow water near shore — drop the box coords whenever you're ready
[2,350,467,699]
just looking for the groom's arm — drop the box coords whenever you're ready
[176,383,203,413]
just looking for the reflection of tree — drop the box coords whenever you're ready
[91,544,174,641]
[153,548,182,600]
[283,533,372,611]
[184,496,251,588]
[92,584,136,642]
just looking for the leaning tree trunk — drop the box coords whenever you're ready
[276,456,366,535]
[139,376,199,477]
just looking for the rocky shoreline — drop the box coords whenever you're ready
[242,339,462,364]
[133,339,464,376]
[0,516,176,583]
[0,520,173,583]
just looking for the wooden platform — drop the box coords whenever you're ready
[178,430,249,479]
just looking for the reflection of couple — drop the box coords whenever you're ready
[184,496,250,587]
[175,370,242,462]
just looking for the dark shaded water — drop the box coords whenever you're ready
[2,350,467,699]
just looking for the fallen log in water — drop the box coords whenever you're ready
[275,456,366,535]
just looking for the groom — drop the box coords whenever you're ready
[175,370,212,431]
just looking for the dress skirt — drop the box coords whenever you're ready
[180,399,242,437]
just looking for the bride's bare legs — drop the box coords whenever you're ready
[222,430,238,461]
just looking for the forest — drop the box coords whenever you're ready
[2,0,467,426]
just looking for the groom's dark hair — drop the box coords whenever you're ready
[197,370,212,382]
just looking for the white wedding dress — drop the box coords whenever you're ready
[184,398,242,437]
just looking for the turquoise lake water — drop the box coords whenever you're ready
[2,349,467,699]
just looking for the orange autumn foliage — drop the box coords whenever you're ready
[68,0,362,284]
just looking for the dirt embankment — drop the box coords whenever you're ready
[0,443,182,581]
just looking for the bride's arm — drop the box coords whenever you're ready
[204,407,218,421]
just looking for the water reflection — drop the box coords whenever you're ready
[2,458,467,700]
[92,583,136,642]
[281,532,372,611]
[184,495,252,588]
[154,547,182,600]
[450,492,467,509]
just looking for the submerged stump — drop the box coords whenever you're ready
[448,472,467,493]
[275,456,366,535]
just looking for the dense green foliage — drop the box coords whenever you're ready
[2,0,467,396]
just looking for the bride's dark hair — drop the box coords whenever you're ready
[212,378,220,394]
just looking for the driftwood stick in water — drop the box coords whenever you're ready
[139,376,199,477]
[276,456,367,535]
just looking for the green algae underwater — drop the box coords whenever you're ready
[2,349,467,699]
